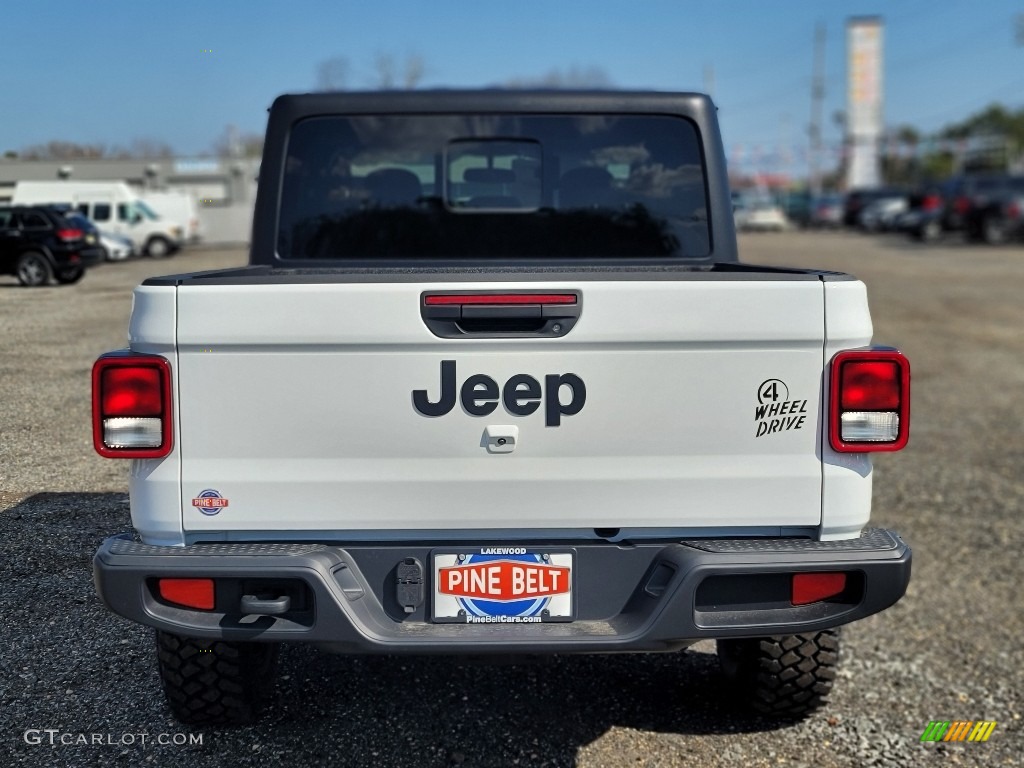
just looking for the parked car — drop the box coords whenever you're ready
[858,194,908,232]
[897,187,944,241]
[962,175,1024,244]
[0,205,104,286]
[965,187,1024,245]
[809,194,844,228]
[842,187,905,227]
[1002,193,1024,242]
[733,192,789,231]
[99,231,135,260]
[41,206,134,261]
[778,189,812,228]
[933,174,1013,239]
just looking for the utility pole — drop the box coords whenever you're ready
[809,21,826,195]
[703,63,715,100]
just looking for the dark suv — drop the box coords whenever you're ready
[960,174,1024,244]
[0,205,104,286]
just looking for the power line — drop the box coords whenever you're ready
[722,11,1012,115]
[809,21,826,195]
[900,76,1024,129]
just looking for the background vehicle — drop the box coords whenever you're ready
[842,187,905,227]
[733,191,790,231]
[91,90,911,727]
[0,205,103,285]
[142,191,203,244]
[99,230,134,260]
[1002,193,1024,242]
[809,194,843,228]
[896,187,944,241]
[53,209,101,246]
[962,174,1024,244]
[37,204,136,261]
[778,189,812,228]
[935,174,1012,239]
[12,181,184,257]
[858,194,908,232]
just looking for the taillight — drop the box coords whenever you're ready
[92,353,173,458]
[829,349,910,452]
[56,228,83,242]
[1008,201,1021,220]
[922,195,941,212]
[424,293,577,306]
[953,196,970,215]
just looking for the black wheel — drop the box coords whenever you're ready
[920,219,941,243]
[982,216,1007,245]
[146,236,172,258]
[15,252,53,287]
[55,267,85,284]
[155,630,280,725]
[717,628,840,718]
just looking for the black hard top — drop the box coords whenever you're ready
[268,89,718,118]
[250,89,738,267]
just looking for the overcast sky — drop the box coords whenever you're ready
[3,0,1022,175]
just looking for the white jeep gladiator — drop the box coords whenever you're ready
[92,90,912,725]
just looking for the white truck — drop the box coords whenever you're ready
[140,190,202,244]
[13,181,184,257]
[91,91,912,726]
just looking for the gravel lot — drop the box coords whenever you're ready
[1,234,1022,767]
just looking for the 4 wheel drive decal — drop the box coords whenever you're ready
[754,379,808,437]
[413,360,586,427]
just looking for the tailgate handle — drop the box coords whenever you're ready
[421,291,581,338]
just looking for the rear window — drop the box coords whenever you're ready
[19,212,50,229]
[277,114,709,260]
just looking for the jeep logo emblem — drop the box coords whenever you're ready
[413,360,586,426]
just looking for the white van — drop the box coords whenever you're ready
[141,191,202,243]
[12,181,184,257]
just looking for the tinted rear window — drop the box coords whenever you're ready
[277,114,709,260]
[19,212,51,229]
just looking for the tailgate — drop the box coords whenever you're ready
[174,278,826,535]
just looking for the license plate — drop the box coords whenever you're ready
[432,549,574,624]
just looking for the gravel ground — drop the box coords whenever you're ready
[1,234,1022,767]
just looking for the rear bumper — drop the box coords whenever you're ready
[94,529,911,653]
[54,245,105,269]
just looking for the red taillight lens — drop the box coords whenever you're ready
[829,349,910,452]
[792,572,847,606]
[92,354,173,458]
[56,228,83,242]
[158,578,215,610]
[922,195,941,212]
[840,361,900,410]
[954,196,970,215]
[101,367,163,416]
